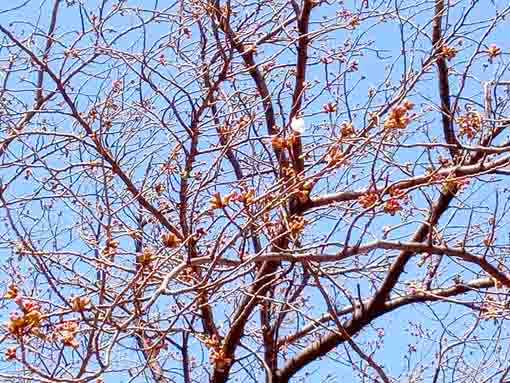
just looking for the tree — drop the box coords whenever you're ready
[1,0,510,381]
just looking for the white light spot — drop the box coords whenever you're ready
[291,116,305,133]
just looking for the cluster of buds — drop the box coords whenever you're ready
[203,335,231,372]
[323,102,337,113]
[161,232,180,248]
[388,185,406,199]
[138,247,156,266]
[483,237,494,247]
[294,180,314,204]
[340,121,355,137]
[101,238,118,258]
[437,155,452,167]
[218,124,231,139]
[221,116,252,139]
[358,192,378,208]
[71,296,90,312]
[383,198,402,216]
[456,111,482,139]
[389,185,408,201]
[487,44,501,60]
[441,44,457,60]
[441,173,469,194]
[229,188,255,205]
[209,192,231,210]
[88,108,98,122]
[382,186,406,215]
[271,133,297,151]
[348,15,359,29]
[326,144,345,167]
[4,347,16,361]
[209,188,256,210]
[288,215,306,237]
[358,187,405,216]
[236,115,251,130]
[383,99,414,130]
[281,164,297,179]
[6,299,42,336]
[55,320,80,348]
[4,283,18,299]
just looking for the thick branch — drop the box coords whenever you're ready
[310,154,510,208]
[275,185,455,381]
[432,0,460,156]
[276,276,495,382]
[289,0,315,174]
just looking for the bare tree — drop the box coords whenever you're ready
[1,0,510,382]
